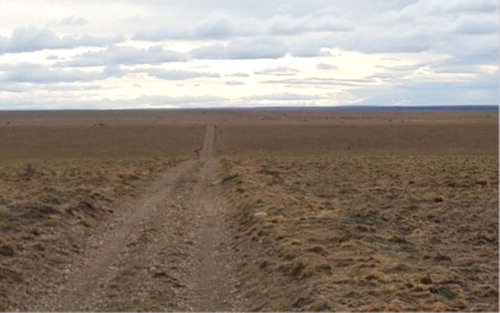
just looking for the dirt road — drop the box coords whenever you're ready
[185,125,242,311]
[35,125,240,311]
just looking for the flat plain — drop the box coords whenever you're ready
[0,109,497,311]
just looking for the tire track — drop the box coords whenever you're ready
[184,125,243,311]
[49,159,196,311]
[38,125,241,311]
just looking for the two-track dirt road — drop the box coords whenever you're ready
[34,125,240,311]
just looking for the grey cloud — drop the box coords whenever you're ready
[225,80,245,85]
[242,93,321,101]
[355,74,498,107]
[191,37,288,59]
[137,0,497,63]
[58,16,89,27]
[103,64,126,77]
[193,12,240,38]
[254,67,300,76]
[262,77,377,87]
[230,73,250,77]
[135,11,351,41]
[316,63,338,70]
[59,46,186,67]
[449,14,498,34]
[1,68,99,84]
[0,64,122,84]
[401,0,497,15]
[0,26,121,54]
[267,14,351,35]
[145,68,221,80]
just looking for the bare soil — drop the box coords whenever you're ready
[0,109,497,311]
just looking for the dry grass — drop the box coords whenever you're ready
[0,114,204,310]
[216,109,498,311]
[0,157,182,309]
[0,109,497,311]
[219,154,498,311]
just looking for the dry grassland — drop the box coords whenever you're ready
[0,116,203,309]
[0,109,497,311]
[216,110,498,311]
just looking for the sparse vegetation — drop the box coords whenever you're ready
[0,109,497,311]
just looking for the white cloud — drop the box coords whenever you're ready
[145,68,221,80]
[135,11,351,40]
[316,63,338,70]
[59,45,186,67]
[262,77,378,87]
[225,80,245,85]
[0,26,120,54]
[55,16,89,27]
[0,0,497,109]
[191,37,289,59]
[254,67,300,76]
[0,63,121,85]
[449,14,498,35]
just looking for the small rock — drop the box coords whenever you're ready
[420,275,432,284]
[33,243,45,252]
[476,179,488,186]
[253,212,268,219]
[429,286,457,299]
[433,196,444,203]
[434,254,452,262]
[153,271,167,277]
[0,244,15,257]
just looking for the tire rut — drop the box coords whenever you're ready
[183,124,243,311]
[38,125,242,311]
[47,159,197,311]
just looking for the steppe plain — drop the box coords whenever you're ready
[0,108,497,311]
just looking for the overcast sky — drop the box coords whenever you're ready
[0,0,497,109]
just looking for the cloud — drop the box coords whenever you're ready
[0,1,497,109]
[230,72,250,77]
[449,14,498,35]
[262,77,377,87]
[59,46,186,67]
[254,67,300,76]
[316,63,338,70]
[57,16,89,27]
[0,63,122,84]
[242,92,321,101]
[135,11,351,40]
[193,12,240,38]
[266,14,351,35]
[225,80,245,85]
[135,0,497,62]
[145,68,220,80]
[400,0,497,15]
[191,37,289,59]
[0,94,232,110]
[0,26,121,54]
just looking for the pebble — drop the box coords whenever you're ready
[253,212,268,219]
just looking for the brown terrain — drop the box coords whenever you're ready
[0,109,497,311]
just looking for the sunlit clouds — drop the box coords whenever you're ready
[0,0,497,109]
